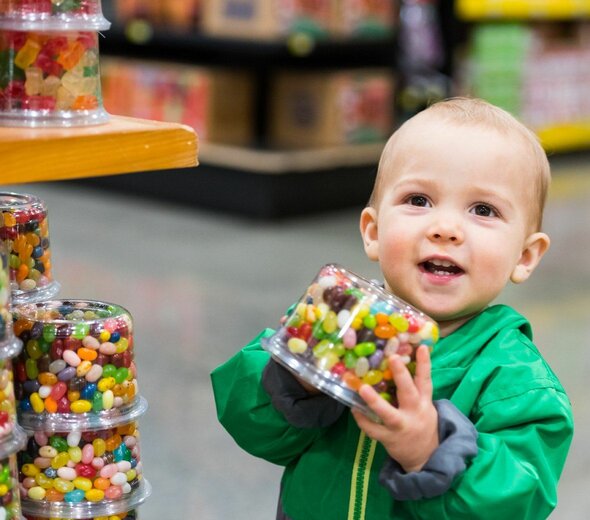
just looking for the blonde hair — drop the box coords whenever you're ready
[369,97,551,231]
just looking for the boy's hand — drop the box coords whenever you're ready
[351,345,438,473]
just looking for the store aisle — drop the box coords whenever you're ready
[5,154,590,519]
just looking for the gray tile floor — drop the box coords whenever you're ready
[4,155,590,519]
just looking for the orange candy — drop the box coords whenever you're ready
[342,371,362,391]
[77,347,98,361]
[374,324,395,339]
[44,396,58,413]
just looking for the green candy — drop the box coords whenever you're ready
[49,435,69,453]
[353,341,376,357]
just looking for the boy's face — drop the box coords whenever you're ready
[360,119,549,335]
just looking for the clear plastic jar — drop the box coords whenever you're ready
[12,300,145,431]
[0,30,109,127]
[24,510,138,520]
[0,0,110,31]
[262,264,440,420]
[0,193,60,305]
[0,453,23,519]
[18,420,150,517]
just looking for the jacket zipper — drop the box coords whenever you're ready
[348,431,377,520]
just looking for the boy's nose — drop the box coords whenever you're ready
[427,219,464,244]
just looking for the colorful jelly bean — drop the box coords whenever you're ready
[0,193,59,302]
[266,264,439,406]
[18,422,143,506]
[0,31,108,126]
[12,300,139,418]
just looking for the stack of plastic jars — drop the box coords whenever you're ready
[0,0,111,127]
[0,242,28,519]
[12,299,150,520]
[0,192,60,306]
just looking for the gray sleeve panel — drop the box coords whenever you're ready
[262,358,346,429]
[379,399,479,501]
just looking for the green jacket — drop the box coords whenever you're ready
[211,305,573,519]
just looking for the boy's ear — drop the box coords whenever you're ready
[510,232,550,284]
[360,207,379,261]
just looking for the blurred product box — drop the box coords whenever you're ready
[113,0,201,29]
[101,58,254,145]
[269,68,395,147]
[335,0,398,38]
[202,0,397,39]
[202,0,336,39]
[460,21,590,130]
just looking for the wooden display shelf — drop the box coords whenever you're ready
[537,122,590,153]
[0,115,198,185]
[457,0,590,20]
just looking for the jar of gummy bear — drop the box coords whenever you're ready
[18,419,151,518]
[0,30,109,126]
[0,193,60,305]
[12,299,147,431]
[0,0,110,31]
[262,264,439,420]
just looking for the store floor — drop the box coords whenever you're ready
[5,154,590,519]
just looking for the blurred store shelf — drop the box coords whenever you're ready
[457,0,590,20]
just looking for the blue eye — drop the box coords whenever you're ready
[408,195,429,207]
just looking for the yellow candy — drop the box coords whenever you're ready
[295,302,307,319]
[357,305,370,319]
[362,370,383,386]
[389,313,409,332]
[73,476,92,491]
[287,338,307,354]
[317,352,339,371]
[76,360,93,377]
[86,488,105,501]
[93,438,106,457]
[53,477,74,493]
[30,392,44,413]
[97,376,115,392]
[22,463,40,477]
[99,330,111,342]
[102,389,114,410]
[27,486,46,500]
[67,390,80,402]
[68,446,82,463]
[115,337,129,353]
[35,473,53,489]
[322,311,338,334]
[51,451,70,469]
[70,400,92,413]
[126,469,137,481]
[0,484,7,496]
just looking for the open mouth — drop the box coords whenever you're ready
[420,259,464,276]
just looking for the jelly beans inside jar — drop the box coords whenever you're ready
[0,454,23,520]
[0,31,109,127]
[262,264,439,419]
[18,421,151,517]
[12,300,146,431]
[0,193,60,305]
[0,0,111,31]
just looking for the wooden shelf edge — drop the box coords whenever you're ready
[0,115,198,184]
[199,142,384,174]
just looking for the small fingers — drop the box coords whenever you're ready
[414,345,433,398]
[357,384,402,429]
[389,355,419,408]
